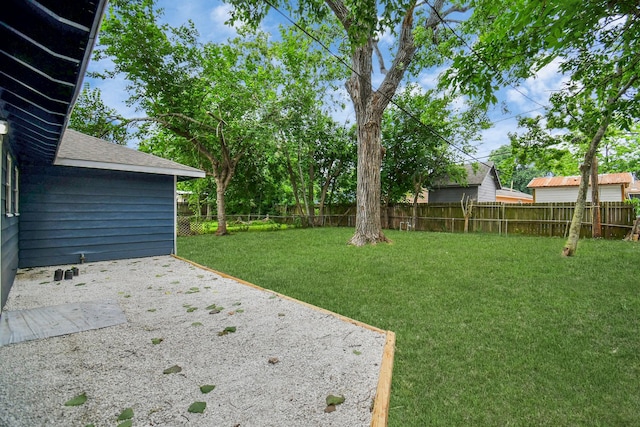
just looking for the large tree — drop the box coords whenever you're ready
[228,0,470,245]
[448,0,640,255]
[95,0,281,235]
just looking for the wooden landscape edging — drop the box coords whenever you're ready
[172,254,396,427]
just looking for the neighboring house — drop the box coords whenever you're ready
[527,173,633,203]
[429,163,501,203]
[0,2,204,310]
[627,181,640,199]
[496,188,534,204]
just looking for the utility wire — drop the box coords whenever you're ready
[425,1,548,110]
[262,0,495,167]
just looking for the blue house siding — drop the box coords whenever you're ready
[1,143,19,309]
[19,166,175,268]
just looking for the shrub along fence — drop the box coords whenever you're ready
[178,202,635,239]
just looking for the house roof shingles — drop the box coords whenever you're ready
[55,129,205,179]
[527,173,633,188]
[435,162,500,187]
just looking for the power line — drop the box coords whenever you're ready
[425,1,548,110]
[262,0,493,167]
[492,106,546,123]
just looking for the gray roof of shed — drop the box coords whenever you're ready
[54,129,205,179]
[435,162,500,188]
[496,188,533,199]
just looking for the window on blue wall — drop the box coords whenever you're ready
[4,153,11,216]
[13,165,19,215]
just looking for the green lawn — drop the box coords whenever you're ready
[178,228,640,426]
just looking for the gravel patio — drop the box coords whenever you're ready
[0,255,394,426]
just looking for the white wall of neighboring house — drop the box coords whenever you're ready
[478,172,498,202]
[533,185,625,203]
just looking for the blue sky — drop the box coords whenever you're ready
[86,0,567,161]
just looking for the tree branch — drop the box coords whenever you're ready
[122,115,220,172]
[325,0,351,32]
[440,5,470,19]
[373,41,388,75]
[376,1,418,106]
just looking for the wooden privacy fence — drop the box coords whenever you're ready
[319,202,636,239]
[178,202,635,239]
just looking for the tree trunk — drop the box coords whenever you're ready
[563,122,610,255]
[346,41,388,246]
[285,158,304,217]
[591,155,602,238]
[295,147,312,226]
[563,66,637,255]
[308,161,316,226]
[348,114,387,245]
[412,194,419,230]
[318,160,341,227]
[412,178,423,230]
[214,178,228,235]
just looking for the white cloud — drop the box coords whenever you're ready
[376,26,394,46]
[477,121,515,158]
[417,67,445,90]
[506,58,569,109]
[157,0,241,43]
[208,4,238,36]
[328,88,354,126]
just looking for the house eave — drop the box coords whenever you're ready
[55,158,206,179]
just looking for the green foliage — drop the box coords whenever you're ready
[117,408,134,421]
[626,198,640,216]
[190,219,293,235]
[179,228,640,426]
[218,326,237,336]
[488,144,541,193]
[452,0,639,253]
[187,401,206,414]
[69,84,129,145]
[64,393,87,407]
[325,394,345,406]
[162,365,182,374]
[450,0,640,183]
[228,0,472,244]
[200,385,216,394]
[97,0,287,234]
[599,125,640,177]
